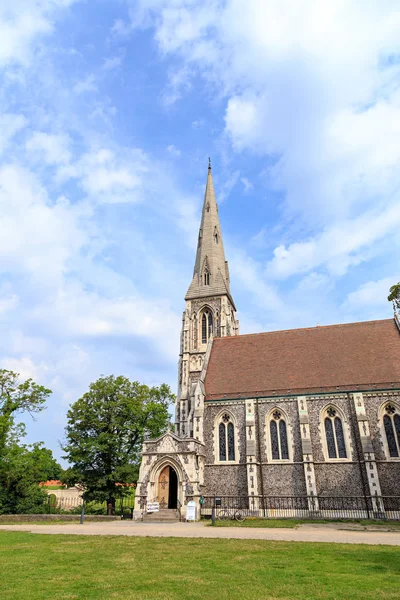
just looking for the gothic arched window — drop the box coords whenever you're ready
[218,413,235,461]
[324,407,347,459]
[201,309,213,344]
[383,403,400,458]
[269,410,289,460]
[265,408,292,462]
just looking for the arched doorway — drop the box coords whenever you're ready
[158,465,178,509]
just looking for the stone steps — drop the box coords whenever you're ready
[143,508,180,522]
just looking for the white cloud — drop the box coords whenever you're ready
[229,249,282,313]
[0,292,18,314]
[162,65,192,105]
[73,74,97,95]
[29,283,181,361]
[219,170,240,203]
[110,18,132,38]
[0,113,27,155]
[167,144,181,157]
[0,164,89,282]
[0,0,77,67]
[64,147,146,201]
[192,119,205,129]
[2,356,41,380]
[26,131,72,165]
[343,277,396,311]
[266,202,400,279]
[241,177,253,193]
[102,56,122,70]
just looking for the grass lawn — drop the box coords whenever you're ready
[1,531,400,600]
[208,518,400,530]
[209,517,298,528]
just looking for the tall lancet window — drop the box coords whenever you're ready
[201,308,213,344]
[383,403,400,458]
[269,410,289,460]
[218,413,235,461]
[323,407,347,459]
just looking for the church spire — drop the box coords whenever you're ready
[185,161,235,309]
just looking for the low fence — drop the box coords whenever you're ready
[200,495,400,521]
[47,495,135,515]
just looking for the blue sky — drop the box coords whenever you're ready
[1,0,399,462]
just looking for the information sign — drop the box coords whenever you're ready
[186,500,197,521]
[147,502,160,513]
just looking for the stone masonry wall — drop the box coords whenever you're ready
[201,391,400,499]
[203,402,246,465]
[204,465,248,496]
[262,464,306,496]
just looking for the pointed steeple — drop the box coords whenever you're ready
[185,161,236,309]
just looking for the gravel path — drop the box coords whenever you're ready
[1,521,400,545]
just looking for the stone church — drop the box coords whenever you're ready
[134,163,400,519]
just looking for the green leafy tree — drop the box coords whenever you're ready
[388,282,400,311]
[63,375,174,514]
[0,370,52,456]
[0,442,63,514]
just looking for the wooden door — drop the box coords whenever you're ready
[158,466,170,508]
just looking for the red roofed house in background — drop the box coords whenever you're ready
[134,164,400,520]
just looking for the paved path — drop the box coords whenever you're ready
[1,521,400,545]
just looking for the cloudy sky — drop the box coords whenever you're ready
[1,0,399,461]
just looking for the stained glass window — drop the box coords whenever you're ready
[324,408,348,460]
[219,422,226,461]
[269,413,290,460]
[270,420,279,459]
[202,313,207,344]
[384,414,399,457]
[228,422,235,460]
[334,417,347,458]
[325,417,336,458]
[208,312,213,338]
[279,420,289,459]
[201,309,213,344]
[219,416,235,461]
[394,415,400,449]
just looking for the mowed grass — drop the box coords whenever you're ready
[1,532,400,600]
[210,517,298,528]
[209,518,400,530]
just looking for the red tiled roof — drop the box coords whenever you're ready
[40,480,63,487]
[205,319,400,399]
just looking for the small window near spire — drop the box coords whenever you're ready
[214,227,219,244]
[204,271,210,285]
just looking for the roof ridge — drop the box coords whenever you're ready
[212,318,395,341]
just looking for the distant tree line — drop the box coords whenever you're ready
[0,369,173,515]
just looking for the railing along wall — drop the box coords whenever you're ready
[199,495,400,520]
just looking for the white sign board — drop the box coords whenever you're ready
[147,502,160,513]
[186,500,197,521]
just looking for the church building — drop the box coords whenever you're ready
[134,163,400,519]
